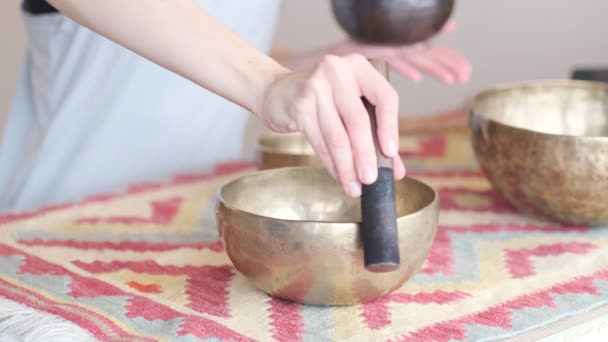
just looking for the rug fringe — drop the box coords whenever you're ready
[0,297,96,342]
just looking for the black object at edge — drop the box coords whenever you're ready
[22,0,58,14]
[571,68,608,83]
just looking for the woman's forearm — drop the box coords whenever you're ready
[47,0,411,197]
[48,0,289,115]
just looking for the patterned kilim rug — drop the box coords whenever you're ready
[1,128,608,341]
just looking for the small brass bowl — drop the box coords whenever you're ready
[215,167,439,305]
[256,132,320,170]
[470,80,608,225]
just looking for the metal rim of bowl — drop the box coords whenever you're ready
[215,166,439,225]
[470,79,608,141]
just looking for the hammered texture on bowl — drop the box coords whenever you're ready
[470,80,608,225]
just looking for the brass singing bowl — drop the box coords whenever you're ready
[256,132,320,170]
[215,167,439,305]
[470,79,608,225]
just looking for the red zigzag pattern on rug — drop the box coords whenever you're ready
[438,188,515,213]
[390,269,608,342]
[505,242,597,278]
[76,197,183,225]
[268,298,304,342]
[0,243,252,341]
[125,296,257,342]
[72,260,234,318]
[361,290,471,330]
[420,224,588,275]
[0,277,154,342]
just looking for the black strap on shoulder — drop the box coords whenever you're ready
[22,0,58,14]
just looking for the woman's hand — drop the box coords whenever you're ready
[274,21,471,85]
[258,54,406,198]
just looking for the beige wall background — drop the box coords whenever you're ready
[1,0,607,134]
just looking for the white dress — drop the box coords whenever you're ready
[0,0,282,211]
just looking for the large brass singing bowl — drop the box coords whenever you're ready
[470,80,608,225]
[215,167,439,305]
[256,132,320,170]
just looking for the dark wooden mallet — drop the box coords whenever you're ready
[360,60,400,273]
[330,0,455,272]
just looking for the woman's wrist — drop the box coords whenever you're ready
[271,45,335,71]
[244,57,291,119]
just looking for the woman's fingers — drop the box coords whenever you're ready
[315,94,361,197]
[285,76,338,180]
[389,46,472,84]
[401,50,456,84]
[319,55,378,186]
[343,54,400,162]
[272,53,404,196]
[308,54,401,196]
[393,155,406,180]
[312,64,361,197]
[298,112,338,180]
[426,47,472,84]
[386,58,422,83]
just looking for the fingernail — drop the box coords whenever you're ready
[349,181,362,197]
[387,140,398,157]
[362,165,376,184]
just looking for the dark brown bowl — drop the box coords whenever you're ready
[331,0,455,45]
